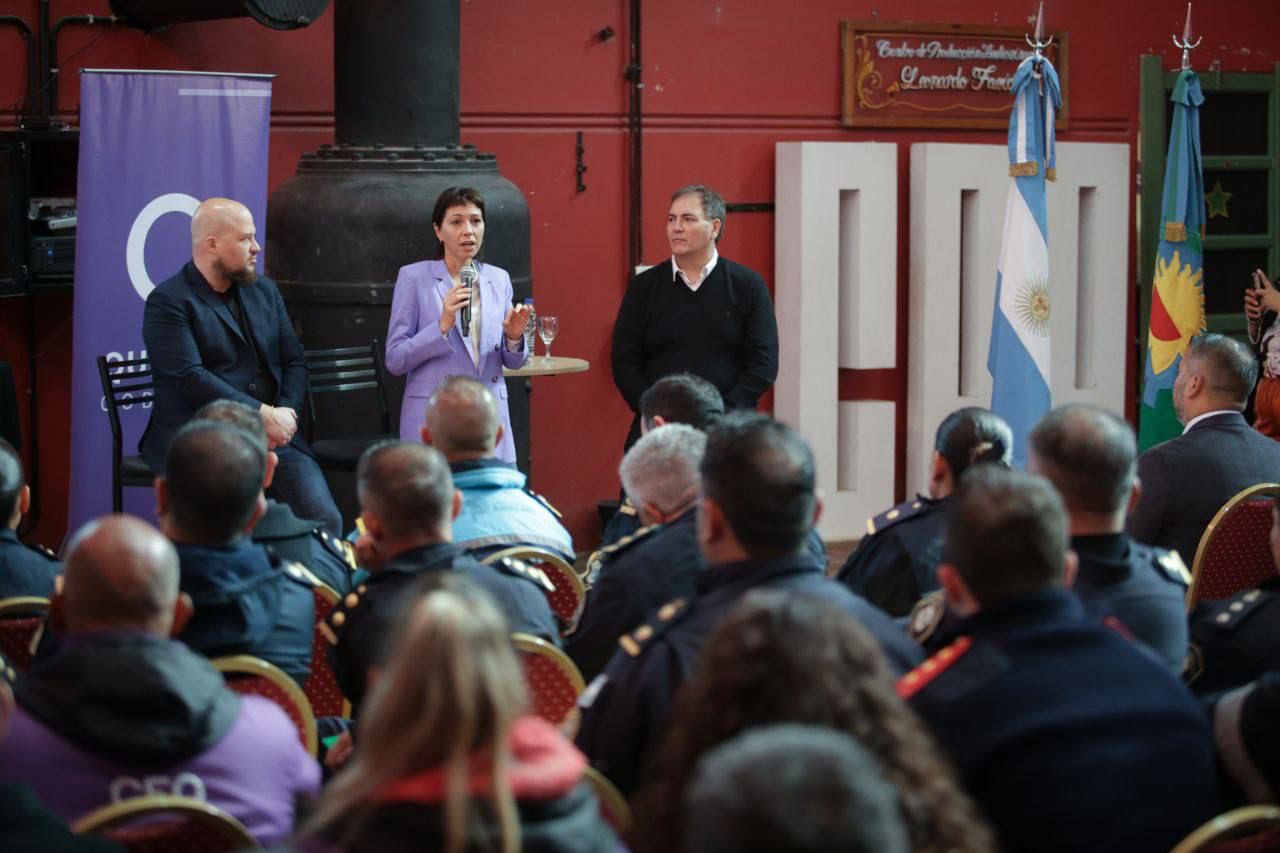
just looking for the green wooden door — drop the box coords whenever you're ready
[1137,57,1280,393]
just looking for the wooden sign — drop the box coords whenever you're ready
[841,21,1070,129]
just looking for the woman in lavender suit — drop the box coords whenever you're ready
[385,187,532,462]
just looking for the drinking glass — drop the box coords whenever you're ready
[538,315,559,364]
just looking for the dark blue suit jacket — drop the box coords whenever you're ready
[140,262,310,473]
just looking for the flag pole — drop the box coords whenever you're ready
[1173,3,1201,71]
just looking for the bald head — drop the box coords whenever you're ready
[191,198,250,245]
[424,376,501,460]
[62,516,182,636]
[191,198,259,289]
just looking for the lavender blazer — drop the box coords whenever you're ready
[385,258,528,461]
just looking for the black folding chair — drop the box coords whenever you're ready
[96,354,155,512]
[303,339,395,471]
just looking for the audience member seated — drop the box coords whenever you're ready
[677,725,910,853]
[158,420,317,682]
[1209,671,1280,806]
[302,576,617,853]
[1128,333,1280,566]
[1028,404,1190,670]
[0,437,60,598]
[903,466,1220,853]
[196,400,356,593]
[575,412,920,795]
[0,516,319,846]
[1184,494,1280,695]
[599,372,725,549]
[837,407,1011,616]
[632,590,994,853]
[421,376,573,561]
[568,424,707,680]
[324,441,558,713]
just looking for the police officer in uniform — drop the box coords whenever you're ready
[193,400,358,594]
[1185,571,1280,695]
[568,425,706,681]
[901,467,1221,853]
[837,408,1011,616]
[0,439,59,599]
[323,441,558,713]
[576,414,919,796]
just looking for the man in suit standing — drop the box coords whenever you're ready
[1128,333,1280,566]
[140,198,341,534]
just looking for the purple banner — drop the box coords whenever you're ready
[69,71,272,534]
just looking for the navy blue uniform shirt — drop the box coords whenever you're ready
[0,528,60,600]
[837,495,946,616]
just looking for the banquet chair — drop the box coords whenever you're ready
[302,339,395,472]
[1171,805,1280,852]
[72,794,255,853]
[484,546,585,633]
[512,632,585,728]
[0,596,49,671]
[212,654,318,756]
[582,766,632,835]
[1188,483,1280,609]
[96,354,155,513]
[305,581,352,718]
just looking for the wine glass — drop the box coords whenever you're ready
[538,315,559,364]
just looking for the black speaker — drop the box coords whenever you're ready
[108,0,329,31]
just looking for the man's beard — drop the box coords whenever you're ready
[214,257,258,286]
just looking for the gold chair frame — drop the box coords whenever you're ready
[72,793,256,847]
[1187,482,1280,610]
[1170,805,1280,853]
[0,596,50,617]
[212,654,319,757]
[308,579,354,719]
[484,546,586,632]
[582,765,632,834]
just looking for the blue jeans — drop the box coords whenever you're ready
[269,445,343,535]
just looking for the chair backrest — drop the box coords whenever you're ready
[72,794,255,852]
[581,765,632,835]
[483,546,585,632]
[303,339,390,441]
[1189,483,1280,608]
[212,654,318,756]
[96,355,154,454]
[303,583,352,718]
[1171,805,1280,853]
[511,632,585,727]
[0,596,50,671]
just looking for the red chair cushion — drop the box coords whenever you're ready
[519,651,578,725]
[1196,499,1280,605]
[100,819,244,853]
[302,589,347,718]
[0,617,43,672]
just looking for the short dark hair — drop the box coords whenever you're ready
[0,438,23,519]
[672,185,727,242]
[935,407,1012,479]
[430,186,486,260]
[194,399,267,448]
[943,466,1069,605]
[1187,333,1257,406]
[356,441,454,538]
[680,724,909,853]
[640,373,725,432]
[425,375,500,455]
[164,421,266,543]
[701,413,815,557]
[1029,404,1135,514]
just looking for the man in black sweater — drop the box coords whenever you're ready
[610,185,779,448]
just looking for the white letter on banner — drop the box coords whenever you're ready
[127,193,200,301]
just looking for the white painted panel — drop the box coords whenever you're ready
[776,142,898,540]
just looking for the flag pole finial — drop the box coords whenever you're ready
[1025,2,1053,60]
[1173,3,1202,71]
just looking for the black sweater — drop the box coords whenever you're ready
[610,257,779,413]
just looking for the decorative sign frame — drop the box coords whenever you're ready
[841,20,1070,129]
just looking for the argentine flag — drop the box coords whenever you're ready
[988,54,1060,468]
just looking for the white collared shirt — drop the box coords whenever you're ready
[671,249,719,292]
[1182,409,1239,434]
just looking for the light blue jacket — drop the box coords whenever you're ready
[451,460,574,560]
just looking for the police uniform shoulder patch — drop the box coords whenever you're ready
[1155,549,1192,586]
[865,497,930,537]
[496,556,556,593]
[617,497,637,517]
[1204,587,1269,632]
[523,487,563,519]
[617,597,688,657]
[23,542,58,561]
[587,524,661,577]
[897,636,973,700]
[283,561,323,589]
[908,591,947,644]
[315,529,357,569]
[322,581,369,646]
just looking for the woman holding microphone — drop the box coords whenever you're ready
[385,187,531,461]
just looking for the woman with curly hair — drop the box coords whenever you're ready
[631,589,996,853]
[301,576,617,853]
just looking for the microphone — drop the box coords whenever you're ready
[459,263,476,336]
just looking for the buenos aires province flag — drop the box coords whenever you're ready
[988,54,1060,468]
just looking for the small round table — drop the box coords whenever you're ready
[504,356,590,378]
